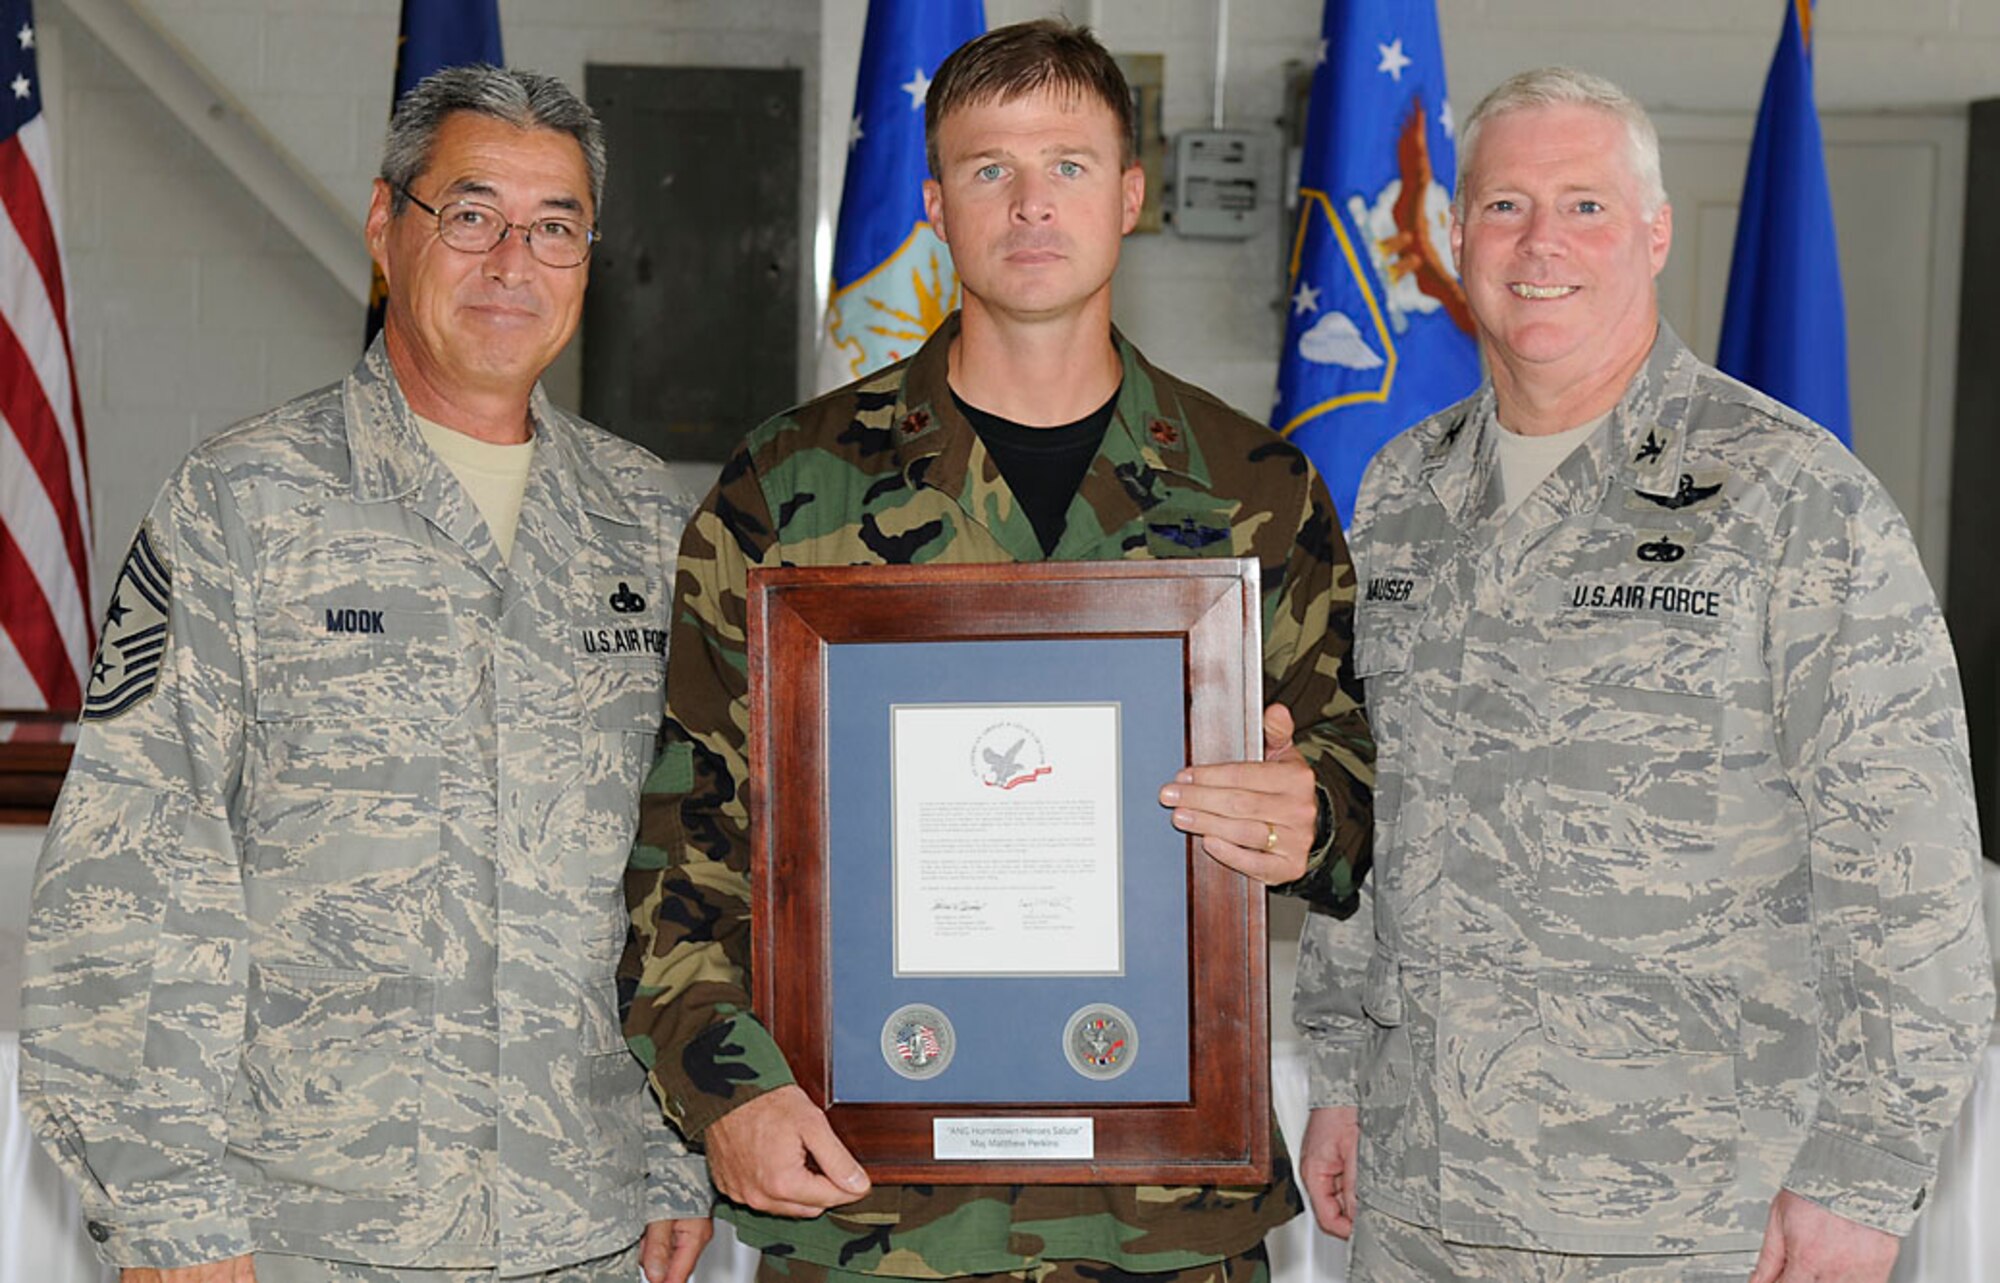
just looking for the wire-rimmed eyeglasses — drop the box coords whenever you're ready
[400,186,598,269]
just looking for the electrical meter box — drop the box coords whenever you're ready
[1169,129,1265,239]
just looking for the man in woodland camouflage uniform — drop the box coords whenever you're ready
[625,20,1374,1283]
[21,67,711,1283]
[1293,67,1993,1283]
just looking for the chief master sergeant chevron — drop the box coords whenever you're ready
[1292,67,1994,1282]
[624,19,1375,1283]
[20,66,713,1283]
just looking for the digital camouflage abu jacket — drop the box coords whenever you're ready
[21,343,709,1273]
[1295,325,1994,1254]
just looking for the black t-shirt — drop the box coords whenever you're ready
[952,386,1120,556]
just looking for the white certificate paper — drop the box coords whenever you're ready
[890,703,1123,975]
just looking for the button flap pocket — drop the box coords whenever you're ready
[256,608,465,721]
[578,655,664,732]
[1537,969,1738,1057]
[1541,616,1727,700]
[1355,570,1428,679]
[1353,629,1415,680]
[1362,949,1405,1027]
[247,963,434,1049]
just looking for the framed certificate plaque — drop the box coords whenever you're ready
[747,559,1271,1184]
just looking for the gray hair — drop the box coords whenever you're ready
[380,65,606,216]
[1456,67,1666,218]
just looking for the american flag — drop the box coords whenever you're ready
[0,0,94,711]
[897,1022,941,1063]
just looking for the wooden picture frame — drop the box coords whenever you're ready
[747,559,1270,1184]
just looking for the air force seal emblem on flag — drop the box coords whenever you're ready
[825,225,960,382]
[1271,1,1479,527]
[84,522,171,722]
[815,0,984,390]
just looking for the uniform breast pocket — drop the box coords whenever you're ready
[1535,968,1741,1214]
[1354,585,1429,743]
[1539,616,1726,859]
[569,656,665,893]
[226,963,431,1199]
[246,617,465,886]
[563,974,647,1195]
[1353,613,1419,685]
[1353,598,1426,871]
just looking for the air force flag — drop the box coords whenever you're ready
[1717,0,1850,446]
[364,0,504,344]
[817,0,985,391]
[1272,1,1479,526]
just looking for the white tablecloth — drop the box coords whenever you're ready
[2,1034,113,1283]
[1891,1040,2000,1282]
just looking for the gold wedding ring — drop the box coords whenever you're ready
[1263,821,1280,852]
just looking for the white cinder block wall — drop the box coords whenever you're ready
[45,0,820,592]
[37,0,2000,592]
[1070,0,2000,424]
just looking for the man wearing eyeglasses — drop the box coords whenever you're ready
[19,66,711,1283]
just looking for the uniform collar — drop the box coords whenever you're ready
[1417,389,1496,529]
[1418,319,1700,528]
[343,338,434,504]
[342,338,639,592]
[343,336,637,526]
[882,312,1212,560]
[888,311,1211,492]
[1108,330,1211,491]
[1613,321,1702,501]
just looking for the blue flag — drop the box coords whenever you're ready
[1273,1,1479,528]
[818,0,985,391]
[394,0,502,99]
[366,0,504,343]
[1717,0,1849,446]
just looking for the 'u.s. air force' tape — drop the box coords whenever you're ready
[84,522,172,722]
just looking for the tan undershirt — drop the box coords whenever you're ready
[1493,411,1609,514]
[415,414,535,561]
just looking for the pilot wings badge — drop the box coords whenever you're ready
[1635,472,1726,512]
